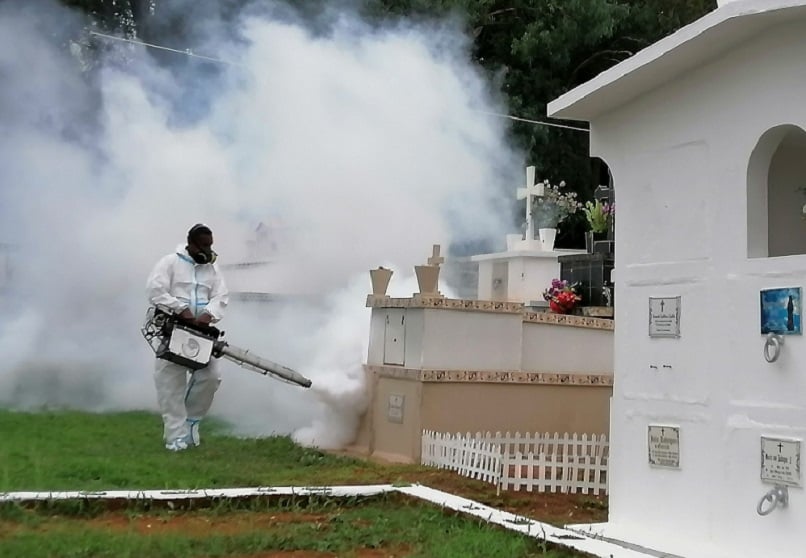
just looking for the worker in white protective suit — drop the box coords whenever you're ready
[145,224,229,451]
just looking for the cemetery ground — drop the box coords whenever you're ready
[0,411,607,557]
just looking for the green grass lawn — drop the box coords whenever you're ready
[0,410,399,491]
[0,494,587,557]
[0,410,597,557]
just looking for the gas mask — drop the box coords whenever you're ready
[191,248,217,265]
[187,224,217,264]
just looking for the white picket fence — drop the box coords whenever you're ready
[420,430,503,484]
[421,430,609,495]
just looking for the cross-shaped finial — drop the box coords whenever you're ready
[428,244,444,266]
[516,166,544,241]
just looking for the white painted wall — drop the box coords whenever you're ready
[366,307,388,366]
[476,259,495,300]
[419,309,522,370]
[522,324,612,373]
[403,309,426,368]
[367,307,614,374]
[367,307,522,370]
[511,258,554,303]
[588,18,806,558]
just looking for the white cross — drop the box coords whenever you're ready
[428,244,444,266]
[516,166,544,241]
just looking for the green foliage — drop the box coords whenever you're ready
[582,199,612,233]
[60,0,142,37]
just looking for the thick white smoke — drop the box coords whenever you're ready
[0,0,520,448]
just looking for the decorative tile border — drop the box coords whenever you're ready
[366,365,422,381]
[366,295,523,314]
[366,295,614,330]
[523,312,614,331]
[365,365,613,387]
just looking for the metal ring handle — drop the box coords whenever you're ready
[757,485,788,516]
[757,491,779,516]
[764,333,783,363]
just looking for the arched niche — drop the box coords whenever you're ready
[591,156,614,192]
[747,125,806,258]
[591,157,615,247]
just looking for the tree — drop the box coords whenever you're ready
[60,0,146,37]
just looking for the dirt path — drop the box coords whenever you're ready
[357,467,608,526]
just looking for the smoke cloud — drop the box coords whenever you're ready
[0,0,520,448]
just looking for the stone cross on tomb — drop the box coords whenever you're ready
[516,166,544,242]
[428,244,444,266]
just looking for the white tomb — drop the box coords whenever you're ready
[471,248,585,304]
[471,165,585,304]
[548,1,806,557]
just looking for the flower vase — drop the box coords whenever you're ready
[587,231,608,254]
[594,237,614,254]
[414,265,440,296]
[539,228,557,251]
[369,267,393,296]
[550,300,572,314]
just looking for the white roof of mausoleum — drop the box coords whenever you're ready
[548,0,806,121]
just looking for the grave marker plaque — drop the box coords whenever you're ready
[387,394,405,424]
[649,296,681,338]
[648,425,680,468]
[761,437,801,487]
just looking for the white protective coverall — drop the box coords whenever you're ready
[146,244,229,449]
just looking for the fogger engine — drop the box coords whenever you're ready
[141,306,312,388]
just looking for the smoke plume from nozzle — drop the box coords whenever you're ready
[0,0,520,449]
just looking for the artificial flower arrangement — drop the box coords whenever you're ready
[532,180,582,228]
[583,199,614,234]
[543,278,582,314]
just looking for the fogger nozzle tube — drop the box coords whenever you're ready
[217,344,312,388]
[142,306,312,389]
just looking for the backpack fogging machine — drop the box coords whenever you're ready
[141,306,312,388]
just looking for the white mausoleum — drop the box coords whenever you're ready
[548,1,806,556]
